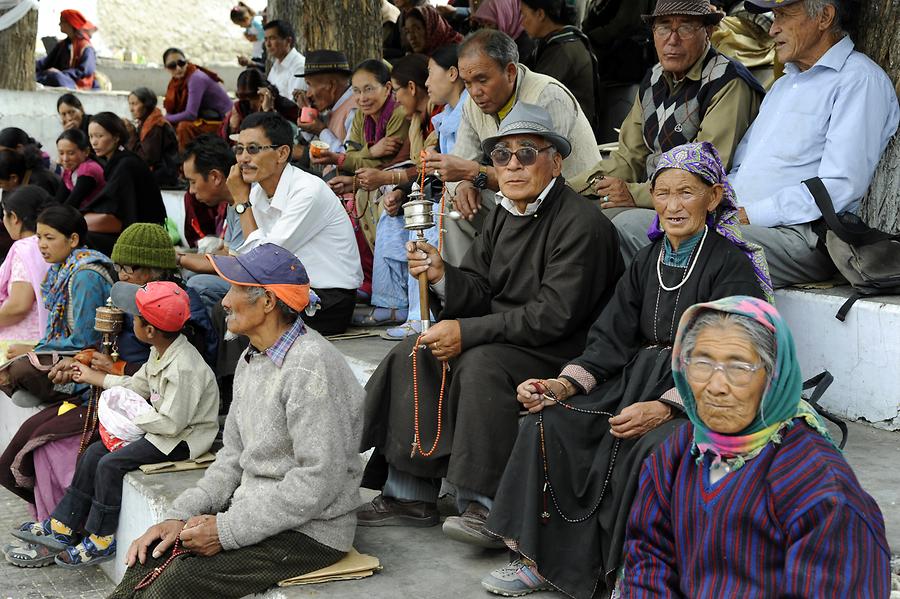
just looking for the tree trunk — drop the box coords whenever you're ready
[852,1,900,233]
[268,0,382,68]
[0,5,37,91]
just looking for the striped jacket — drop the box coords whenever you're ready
[623,421,889,598]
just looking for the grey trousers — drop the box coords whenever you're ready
[441,189,498,267]
[611,208,836,289]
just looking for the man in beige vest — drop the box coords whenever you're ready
[294,50,357,156]
[423,29,601,265]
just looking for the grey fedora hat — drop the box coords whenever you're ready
[481,103,572,159]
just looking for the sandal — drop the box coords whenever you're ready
[381,321,424,341]
[6,542,57,568]
[55,536,117,569]
[11,519,75,552]
[352,307,407,327]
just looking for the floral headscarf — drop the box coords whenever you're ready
[672,296,834,470]
[408,5,463,55]
[647,142,774,303]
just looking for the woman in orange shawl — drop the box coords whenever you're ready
[126,87,180,188]
[162,48,233,150]
[35,9,97,90]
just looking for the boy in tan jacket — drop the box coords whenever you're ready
[8,281,219,569]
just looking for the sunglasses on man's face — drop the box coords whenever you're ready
[489,145,554,167]
[232,143,281,156]
[165,59,187,70]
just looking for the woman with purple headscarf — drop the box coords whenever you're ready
[481,141,772,599]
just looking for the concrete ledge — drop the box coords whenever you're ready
[0,88,130,159]
[775,286,900,429]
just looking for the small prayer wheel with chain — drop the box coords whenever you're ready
[78,298,124,455]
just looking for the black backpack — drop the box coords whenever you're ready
[804,177,900,320]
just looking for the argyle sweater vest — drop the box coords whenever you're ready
[639,47,760,178]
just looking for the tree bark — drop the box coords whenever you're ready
[268,0,382,68]
[0,5,37,91]
[852,1,900,233]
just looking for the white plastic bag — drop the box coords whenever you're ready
[98,387,153,450]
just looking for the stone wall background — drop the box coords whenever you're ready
[36,0,267,66]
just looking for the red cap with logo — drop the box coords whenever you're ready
[111,281,191,333]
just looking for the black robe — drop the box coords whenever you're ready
[361,178,624,498]
[485,231,765,599]
[84,149,166,255]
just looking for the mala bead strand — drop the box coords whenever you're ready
[410,334,449,458]
[134,538,191,590]
[535,378,622,524]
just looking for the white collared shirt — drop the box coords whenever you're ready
[268,48,307,99]
[729,36,899,227]
[238,164,363,290]
[497,177,557,217]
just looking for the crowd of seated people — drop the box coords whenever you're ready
[0,0,896,596]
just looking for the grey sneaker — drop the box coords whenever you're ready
[6,542,57,568]
[482,558,552,596]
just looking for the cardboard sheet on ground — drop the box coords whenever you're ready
[138,452,216,474]
[277,549,381,587]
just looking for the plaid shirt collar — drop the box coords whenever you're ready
[245,317,307,367]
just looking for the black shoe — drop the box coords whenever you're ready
[357,494,439,527]
[442,502,505,549]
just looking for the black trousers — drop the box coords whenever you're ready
[305,287,356,336]
[109,529,344,599]
[53,438,188,536]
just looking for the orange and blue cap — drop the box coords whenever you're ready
[207,243,311,312]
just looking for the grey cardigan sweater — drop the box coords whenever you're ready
[165,325,364,552]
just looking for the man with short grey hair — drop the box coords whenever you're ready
[422,29,602,265]
[612,0,900,287]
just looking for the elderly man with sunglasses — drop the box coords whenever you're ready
[569,0,764,213]
[196,111,362,336]
[358,103,623,546]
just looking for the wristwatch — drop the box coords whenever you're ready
[473,165,488,190]
[234,200,252,215]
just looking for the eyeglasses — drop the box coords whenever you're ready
[682,357,765,386]
[489,145,554,167]
[352,84,386,97]
[114,264,139,275]
[165,59,187,70]
[232,144,281,156]
[652,23,704,39]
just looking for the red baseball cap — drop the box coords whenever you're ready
[111,281,191,333]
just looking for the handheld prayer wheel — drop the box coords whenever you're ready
[94,297,125,361]
[402,189,435,332]
[79,298,125,456]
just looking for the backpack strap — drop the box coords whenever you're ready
[803,177,895,246]
[835,292,863,322]
[802,370,848,449]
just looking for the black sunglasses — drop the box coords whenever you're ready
[165,59,187,70]
[489,145,554,167]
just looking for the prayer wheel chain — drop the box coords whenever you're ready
[410,334,449,458]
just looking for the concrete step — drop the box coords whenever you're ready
[774,287,900,428]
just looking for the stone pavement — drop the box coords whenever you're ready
[0,488,112,599]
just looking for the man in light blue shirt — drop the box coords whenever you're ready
[613,0,900,287]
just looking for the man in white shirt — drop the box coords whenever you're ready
[227,112,362,335]
[612,0,900,287]
[264,20,307,99]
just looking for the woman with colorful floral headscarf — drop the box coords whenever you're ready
[481,141,770,599]
[622,296,890,598]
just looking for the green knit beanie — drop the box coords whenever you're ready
[111,223,178,270]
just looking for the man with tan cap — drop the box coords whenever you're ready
[570,0,764,211]
[358,103,622,546]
